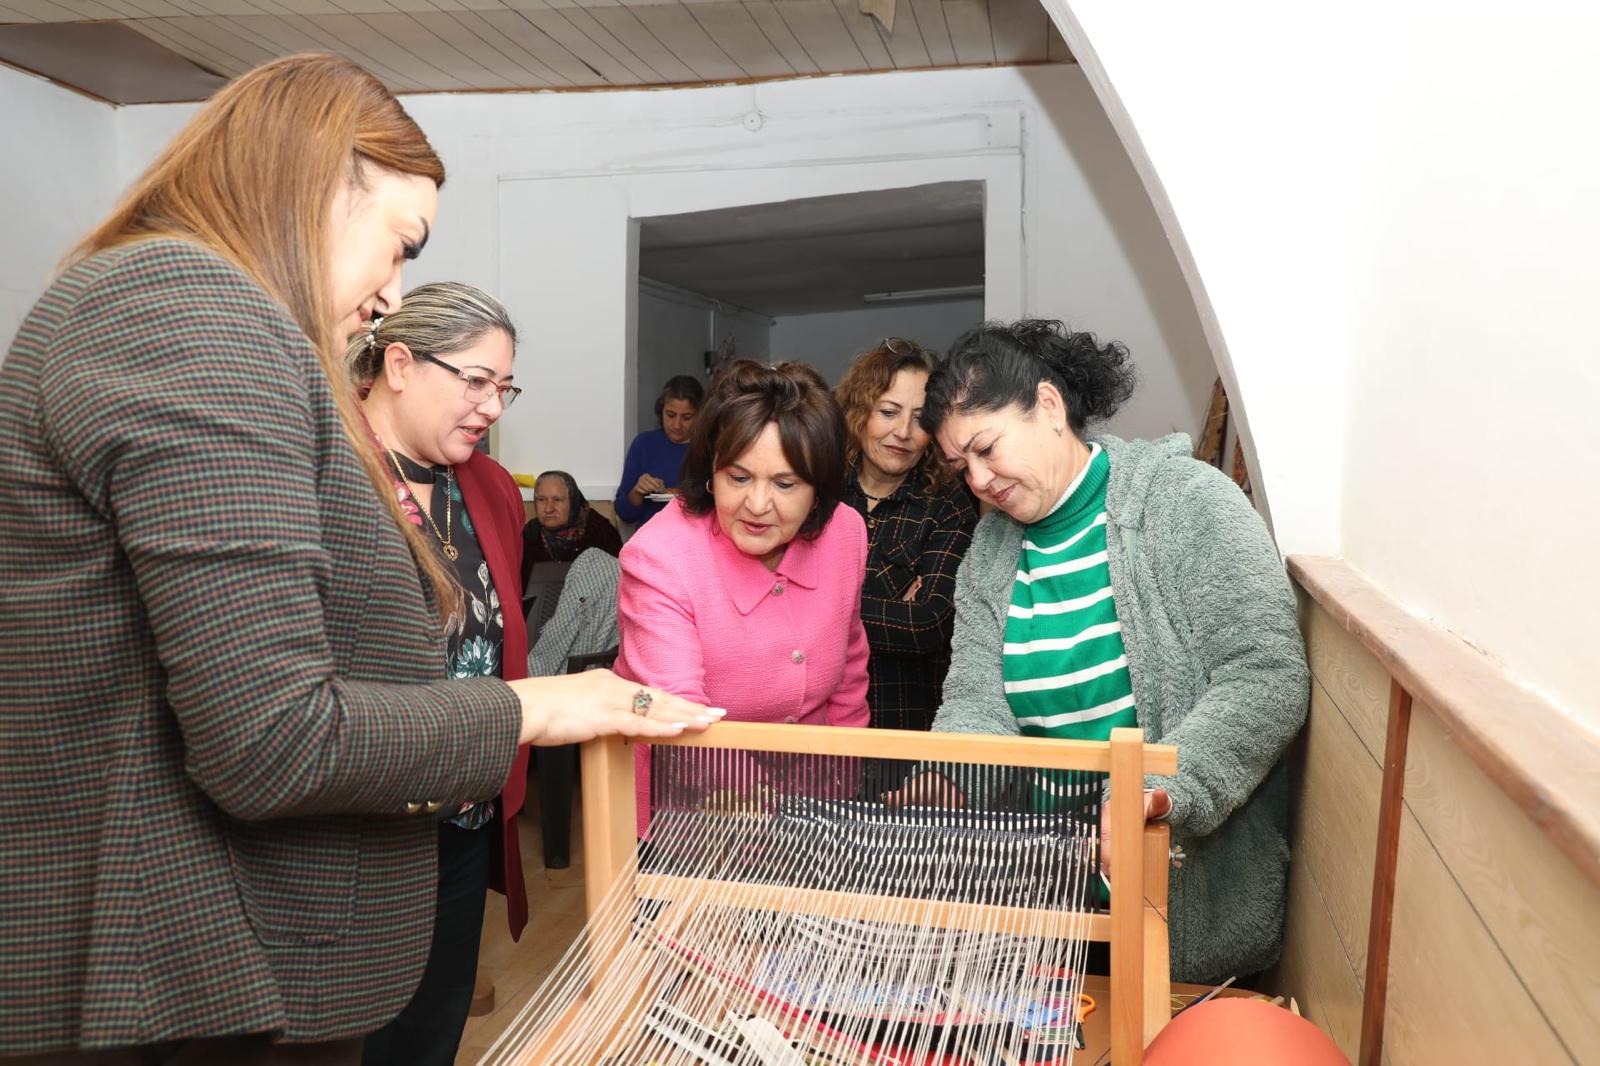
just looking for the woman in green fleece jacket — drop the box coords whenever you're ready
[899,319,1309,984]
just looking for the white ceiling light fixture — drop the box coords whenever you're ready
[861,285,984,305]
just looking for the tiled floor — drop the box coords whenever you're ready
[455,789,587,1065]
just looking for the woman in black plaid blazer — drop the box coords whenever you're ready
[836,340,978,741]
[0,55,715,1063]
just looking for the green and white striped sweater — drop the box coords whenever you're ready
[1003,443,1137,748]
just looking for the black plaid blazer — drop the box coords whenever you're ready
[843,472,977,732]
[0,240,522,1053]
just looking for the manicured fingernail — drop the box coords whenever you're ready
[695,715,717,725]
[668,722,687,731]
[707,707,728,717]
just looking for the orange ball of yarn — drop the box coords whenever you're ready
[1144,997,1349,1065]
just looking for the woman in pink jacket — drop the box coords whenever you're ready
[616,361,870,832]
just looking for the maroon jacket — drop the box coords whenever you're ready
[456,451,532,939]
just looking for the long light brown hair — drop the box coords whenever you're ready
[72,53,460,622]
[835,339,952,494]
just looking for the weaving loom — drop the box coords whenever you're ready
[479,724,1177,1066]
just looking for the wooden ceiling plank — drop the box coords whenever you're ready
[246,11,428,89]
[738,0,817,74]
[985,0,1043,63]
[122,0,200,14]
[163,14,279,67]
[768,0,864,72]
[1045,16,1070,62]
[0,3,42,22]
[306,11,470,89]
[449,7,566,86]
[153,0,226,15]
[555,3,668,82]
[123,18,245,75]
[226,0,296,16]
[939,0,992,64]
[153,15,261,68]
[376,0,440,14]
[871,0,931,68]
[476,8,602,84]
[182,0,276,16]
[213,13,301,54]
[267,0,348,15]
[827,0,891,69]
[681,1,790,78]
[620,1,746,81]
[361,10,502,87]
[90,0,169,19]
[6,0,91,20]
[501,0,644,83]
[44,0,125,17]
[584,4,696,82]
[410,9,548,86]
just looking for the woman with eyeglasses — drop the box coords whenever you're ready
[348,281,535,1066]
[614,360,870,833]
[0,55,717,1064]
[835,339,977,742]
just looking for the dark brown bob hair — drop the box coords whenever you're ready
[835,338,951,494]
[679,360,846,540]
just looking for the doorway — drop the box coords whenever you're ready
[632,181,986,436]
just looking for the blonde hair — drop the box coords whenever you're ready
[348,282,517,386]
[72,53,459,622]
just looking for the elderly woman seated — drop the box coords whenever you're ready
[520,469,622,584]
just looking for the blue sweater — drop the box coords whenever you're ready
[614,428,689,525]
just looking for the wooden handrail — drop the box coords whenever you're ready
[1288,555,1600,890]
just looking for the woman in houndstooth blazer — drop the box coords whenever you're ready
[0,55,716,1064]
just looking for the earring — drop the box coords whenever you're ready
[1052,422,1062,435]
[705,479,713,493]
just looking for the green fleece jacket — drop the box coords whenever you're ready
[934,433,1309,982]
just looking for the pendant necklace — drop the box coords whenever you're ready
[387,446,458,561]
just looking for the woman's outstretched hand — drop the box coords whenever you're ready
[508,670,724,746]
[1099,787,1171,879]
[881,770,966,809]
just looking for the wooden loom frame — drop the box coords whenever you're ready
[545,723,1176,1065]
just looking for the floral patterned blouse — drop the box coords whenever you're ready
[390,449,503,831]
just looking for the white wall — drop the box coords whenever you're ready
[0,66,118,351]
[635,279,770,438]
[768,299,984,386]
[116,64,1215,504]
[1051,1,1600,726]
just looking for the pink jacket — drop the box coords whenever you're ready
[615,498,870,833]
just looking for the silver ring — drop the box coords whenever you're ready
[631,689,653,716]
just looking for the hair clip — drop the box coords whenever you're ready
[364,316,382,352]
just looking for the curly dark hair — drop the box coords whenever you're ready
[919,319,1137,438]
[678,360,846,540]
[834,339,952,494]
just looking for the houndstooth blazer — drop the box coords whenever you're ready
[0,239,522,1053]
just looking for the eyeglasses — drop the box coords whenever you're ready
[414,350,522,409]
[881,337,913,355]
